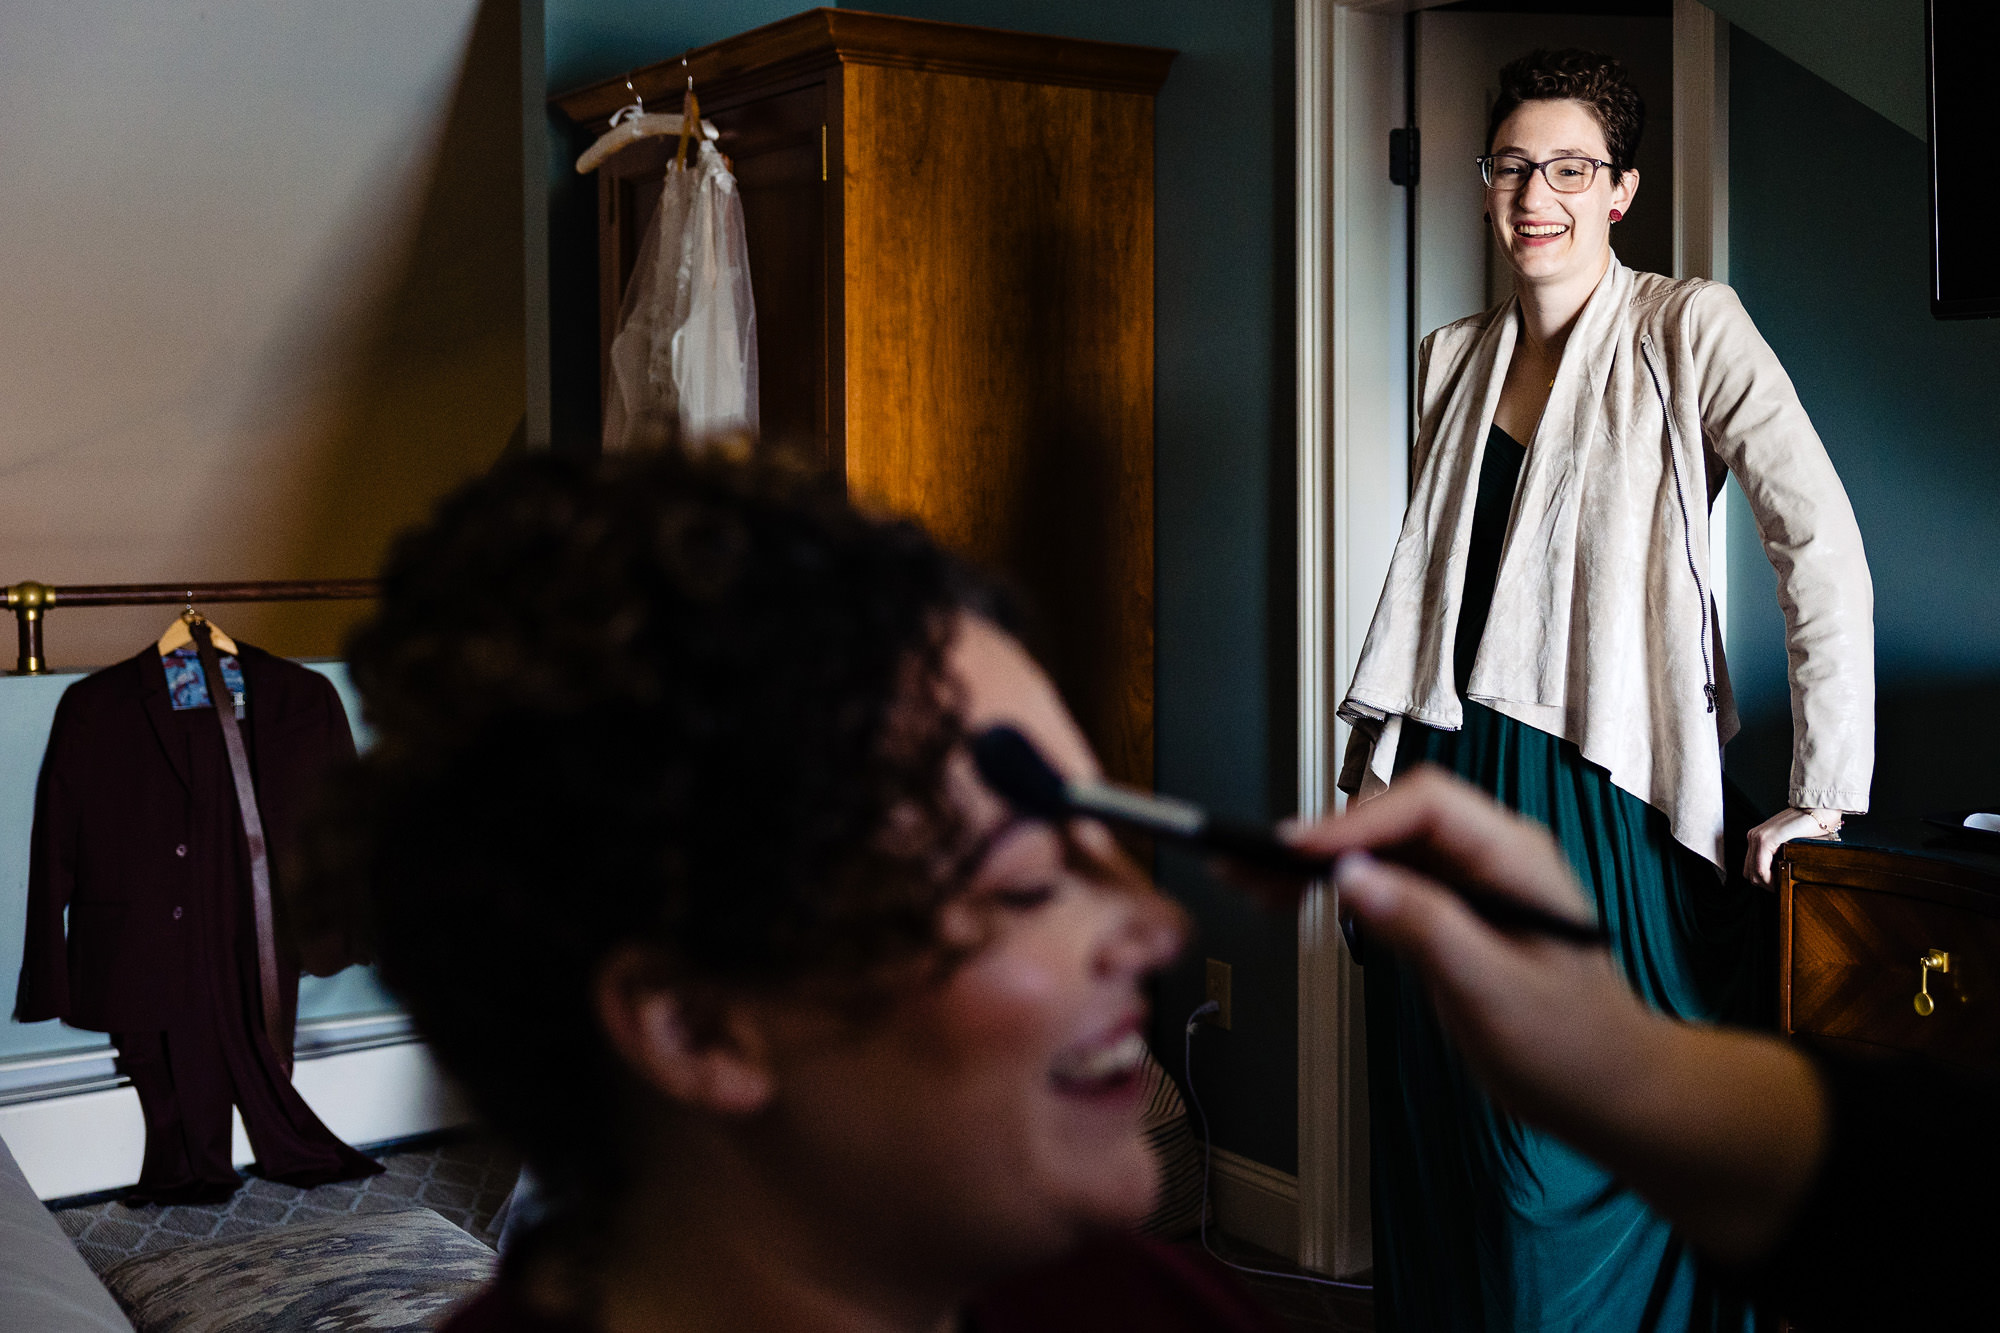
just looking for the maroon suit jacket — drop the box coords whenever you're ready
[13,644,357,1032]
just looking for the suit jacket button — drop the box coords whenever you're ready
[175,844,187,857]
[172,906,183,920]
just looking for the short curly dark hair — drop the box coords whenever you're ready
[1487,48,1645,180]
[307,450,1006,1222]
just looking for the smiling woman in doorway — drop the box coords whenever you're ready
[1337,49,1873,1332]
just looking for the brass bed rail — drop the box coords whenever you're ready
[1,580,379,675]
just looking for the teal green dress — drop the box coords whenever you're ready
[1365,425,1766,1332]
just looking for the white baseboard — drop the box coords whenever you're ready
[0,1040,470,1201]
[288,1040,471,1157]
[1211,1146,1301,1260]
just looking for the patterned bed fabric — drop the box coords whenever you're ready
[100,1207,495,1333]
[1138,1047,1205,1239]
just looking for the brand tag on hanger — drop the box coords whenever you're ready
[164,644,246,719]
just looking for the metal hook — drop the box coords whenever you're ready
[608,79,645,130]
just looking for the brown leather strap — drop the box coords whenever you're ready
[191,622,288,1074]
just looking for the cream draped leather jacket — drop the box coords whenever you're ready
[1338,258,1874,870]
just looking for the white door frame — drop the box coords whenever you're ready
[1292,0,1730,1275]
[1294,0,1405,1279]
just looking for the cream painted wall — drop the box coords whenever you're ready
[0,0,530,668]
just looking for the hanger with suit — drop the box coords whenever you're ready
[14,626,381,1202]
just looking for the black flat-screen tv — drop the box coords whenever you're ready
[1927,0,2000,319]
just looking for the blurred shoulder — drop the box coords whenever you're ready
[971,1235,1284,1332]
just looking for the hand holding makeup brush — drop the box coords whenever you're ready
[1291,769,1826,1271]
[1290,768,1635,1123]
[971,728,1605,946]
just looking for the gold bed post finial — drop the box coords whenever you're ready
[5,582,57,675]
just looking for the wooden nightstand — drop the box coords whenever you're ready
[1778,821,2000,1072]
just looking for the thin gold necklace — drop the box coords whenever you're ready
[1521,324,1558,390]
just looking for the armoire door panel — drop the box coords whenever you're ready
[840,63,1156,787]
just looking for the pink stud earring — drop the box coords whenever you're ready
[1609,209,1624,222]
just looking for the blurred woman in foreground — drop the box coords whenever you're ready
[312,453,1278,1333]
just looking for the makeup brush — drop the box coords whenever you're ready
[970,724,1607,947]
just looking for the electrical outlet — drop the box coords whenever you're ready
[1204,959,1233,1030]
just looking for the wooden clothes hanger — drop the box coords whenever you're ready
[675,85,702,171]
[574,75,718,175]
[157,605,238,657]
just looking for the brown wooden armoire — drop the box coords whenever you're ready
[551,9,1173,790]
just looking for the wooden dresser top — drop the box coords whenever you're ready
[1785,817,2000,909]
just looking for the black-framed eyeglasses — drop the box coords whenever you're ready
[1476,154,1613,194]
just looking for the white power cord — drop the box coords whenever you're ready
[1181,1001,1373,1293]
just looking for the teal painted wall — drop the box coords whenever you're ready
[1706,0,1925,139]
[547,1,1300,1171]
[2,663,396,1065]
[1725,28,2000,819]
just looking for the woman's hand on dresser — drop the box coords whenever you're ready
[1744,807,1844,888]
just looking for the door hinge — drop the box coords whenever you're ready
[1389,126,1419,187]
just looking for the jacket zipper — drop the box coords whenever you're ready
[1639,335,1717,714]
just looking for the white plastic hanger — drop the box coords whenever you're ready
[157,602,239,657]
[575,75,718,175]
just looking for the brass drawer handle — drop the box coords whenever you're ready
[1915,949,1951,1017]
